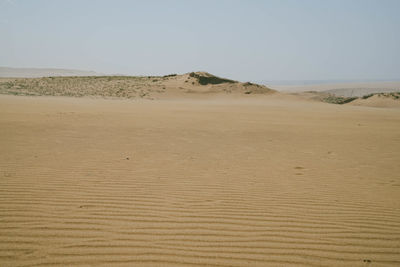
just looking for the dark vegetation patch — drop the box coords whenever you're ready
[243,82,254,86]
[163,74,177,78]
[189,72,235,85]
[243,82,261,87]
[362,94,374,99]
[322,95,358,104]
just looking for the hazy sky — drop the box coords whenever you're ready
[1,0,399,81]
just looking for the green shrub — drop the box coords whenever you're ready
[323,95,358,104]
[362,94,374,99]
[163,74,177,78]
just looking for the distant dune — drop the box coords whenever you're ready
[0,71,275,99]
[266,81,400,108]
[291,90,400,108]
[322,87,400,97]
[1,71,400,108]
[0,67,102,78]
[270,81,400,97]
[349,93,400,108]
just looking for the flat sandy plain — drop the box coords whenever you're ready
[1,94,400,266]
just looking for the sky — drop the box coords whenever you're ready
[1,0,399,81]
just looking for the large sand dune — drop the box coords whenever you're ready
[270,81,400,95]
[0,72,274,99]
[1,95,400,266]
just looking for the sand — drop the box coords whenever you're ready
[1,94,400,266]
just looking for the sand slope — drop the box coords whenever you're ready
[349,94,400,108]
[1,95,400,266]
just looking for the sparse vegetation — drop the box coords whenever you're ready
[385,92,400,99]
[320,91,400,105]
[0,72,275,99]
[361,92,400,100]
[0,76,164,99]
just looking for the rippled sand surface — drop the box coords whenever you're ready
[1,95,400,266]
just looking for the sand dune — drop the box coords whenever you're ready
[270,81,400,94]
[323,87,400,98]
[0,72,274,99]
[1,94,400,266]
[289,91,400,108]
[349,93,400,108]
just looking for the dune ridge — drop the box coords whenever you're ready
[0,72,274,99]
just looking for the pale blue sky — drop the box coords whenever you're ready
[1,0,399,81]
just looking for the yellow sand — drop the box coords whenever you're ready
[1,94,400,266]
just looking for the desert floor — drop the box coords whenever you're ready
[1,95,400,266]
